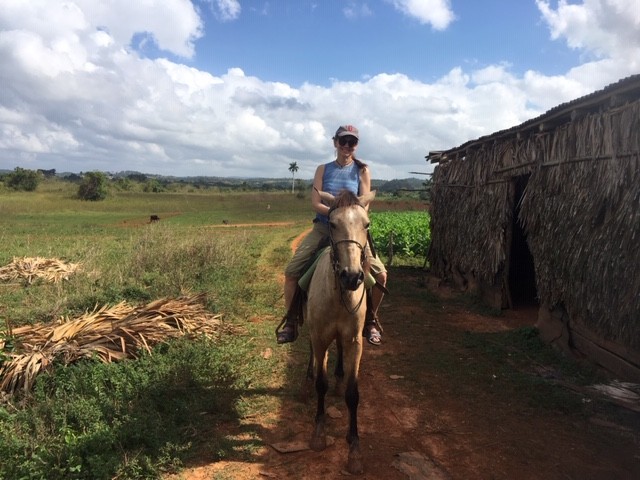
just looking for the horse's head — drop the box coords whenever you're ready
[320,189,376,291]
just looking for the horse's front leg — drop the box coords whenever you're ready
[334,338,345,397]
[309,350,329,451]
[344,343,364,474]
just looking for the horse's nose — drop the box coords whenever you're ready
[339,269,364,291]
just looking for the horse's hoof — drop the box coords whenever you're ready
[309,435,327,452]
[347,440,364,474]
[347,453,364,475]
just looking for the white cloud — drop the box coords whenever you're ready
[0,0,203,59]
[0,0,638,180]
[343,2,373,19]
[207,0,241,22]
[386,0,455,30]
[536,0,640,69]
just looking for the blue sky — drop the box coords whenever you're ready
[189,1,574,85]
[1,1,639,180]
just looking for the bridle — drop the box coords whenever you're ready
[327,205,368,315]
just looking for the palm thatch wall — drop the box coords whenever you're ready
[427,75,640,380]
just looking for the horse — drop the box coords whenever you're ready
[304,188,375,475]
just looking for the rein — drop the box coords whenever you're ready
[328,206,368,315]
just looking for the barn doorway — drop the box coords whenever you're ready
[508,175,538,307]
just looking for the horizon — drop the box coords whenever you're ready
[1,167,426,184]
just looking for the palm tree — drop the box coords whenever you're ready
[288,162,299,194]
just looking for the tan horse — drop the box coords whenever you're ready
[305,189,375,475]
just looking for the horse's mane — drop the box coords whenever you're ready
[331,190,362,210]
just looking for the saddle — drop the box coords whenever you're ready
[285,239,328,330]
[276,236,385,340]
[288,238,378,329]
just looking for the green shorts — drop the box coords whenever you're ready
[285,221,387,278]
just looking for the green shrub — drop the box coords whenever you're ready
[143,179,166,193]
[77,172,108,201]
[6,167,41,191]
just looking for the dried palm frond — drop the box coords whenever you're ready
[0,293,228,394]
[0,257,81,284]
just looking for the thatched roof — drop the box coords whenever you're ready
[427,74,640,352]
[429,74,640,164]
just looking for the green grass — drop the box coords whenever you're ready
[458,327,599,412]
[1,335,274,480]
[0,181,307,479]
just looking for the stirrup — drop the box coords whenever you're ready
[275,316,298,344]
[364,312,383,333]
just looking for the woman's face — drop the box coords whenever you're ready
[334,135,358,154]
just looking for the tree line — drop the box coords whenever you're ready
[1,166,430,201]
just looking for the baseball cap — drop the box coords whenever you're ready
[334,125,359,139]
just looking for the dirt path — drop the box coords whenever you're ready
[169,249,640,479]
[249,270,638,480]
[119,215,295,229]
[208,222,295,228]
[171,270,640,480]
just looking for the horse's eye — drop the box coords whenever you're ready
[329,221,337,230]
[364,222,370,230]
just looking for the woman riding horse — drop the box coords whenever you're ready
[276,124,387,345]
[305,188,376,474]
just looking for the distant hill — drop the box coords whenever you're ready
[1,168,427,193]
[103,171,427,192]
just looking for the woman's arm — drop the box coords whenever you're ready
[359,166,372,210]
[311,164,330,216]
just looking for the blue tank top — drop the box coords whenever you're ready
[315,160,360,224]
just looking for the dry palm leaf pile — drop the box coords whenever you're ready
[0,256,81,284]
[0,293,227,394]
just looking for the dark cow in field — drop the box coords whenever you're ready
[150,215,160,222]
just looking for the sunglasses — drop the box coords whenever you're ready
[338,136,358,147]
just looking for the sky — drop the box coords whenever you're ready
[1,1,639,181]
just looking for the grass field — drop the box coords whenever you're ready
[0,182,315,321]
[0,179,430,479]
[0,180,321,479]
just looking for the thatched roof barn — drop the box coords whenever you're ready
[427,74,640,381]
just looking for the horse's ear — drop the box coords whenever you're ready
[317,190,336,206]
[358,190,376,207]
